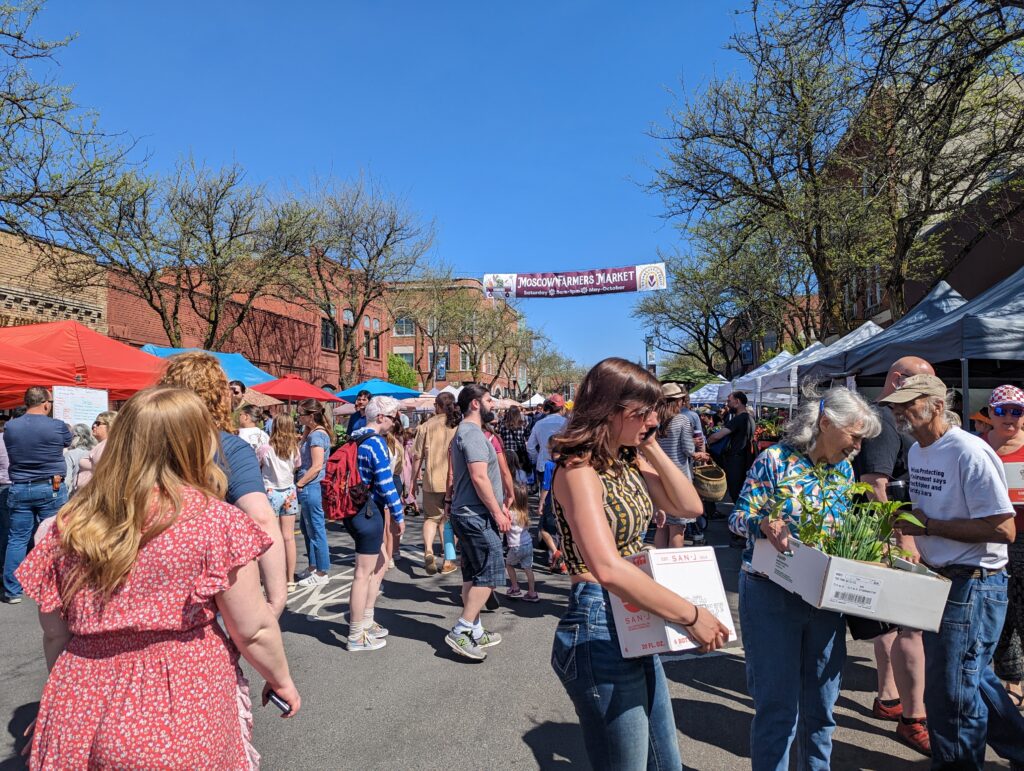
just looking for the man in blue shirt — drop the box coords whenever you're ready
[3,387,72,603]
[346,389,371,436]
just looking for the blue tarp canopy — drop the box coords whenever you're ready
[140,345,275,387]
[336,378,422,403]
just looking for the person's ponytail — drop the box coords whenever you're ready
[436,392,462,428]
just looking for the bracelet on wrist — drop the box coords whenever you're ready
[683,604,700,626]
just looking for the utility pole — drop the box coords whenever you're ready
[645,335,657,376]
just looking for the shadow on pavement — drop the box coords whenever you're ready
[0,701,37,771]
[522,719,588,768]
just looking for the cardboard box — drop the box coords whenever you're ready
[608,547,738,658]
[751,539,951,632]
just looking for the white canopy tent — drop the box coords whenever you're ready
[689,378,728,404]
[717,351,795,403]
[760,322,883,397]
[521,393,545,407]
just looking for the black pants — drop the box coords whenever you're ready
[723,454,750,504]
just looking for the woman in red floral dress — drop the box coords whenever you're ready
[16,386,301,770]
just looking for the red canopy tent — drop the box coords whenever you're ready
[0,321,164,402]
[0,341,80,408]
[253,375,343,403]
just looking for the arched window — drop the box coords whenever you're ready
[394,316,415,337]
[372,318,380,332]
[342,309,355,326]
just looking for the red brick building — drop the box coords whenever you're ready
[106,272,390,389]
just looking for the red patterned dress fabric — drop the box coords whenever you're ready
[15,488,272,770]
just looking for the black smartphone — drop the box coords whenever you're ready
[641,426,657,441]
[266,690,291,714]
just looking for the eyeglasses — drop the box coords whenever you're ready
[993,405,1024,417]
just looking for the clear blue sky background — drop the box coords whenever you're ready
[37,1,745,367]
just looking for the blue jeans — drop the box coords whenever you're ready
[550,582,682,771]
[3,481,68,598]
[0,485,10,587]
[922,570,1024,769]
[297,483,330,572]
[739,572,846,771]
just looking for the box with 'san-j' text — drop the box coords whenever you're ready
[608,547,738,658]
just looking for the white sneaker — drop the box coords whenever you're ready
[366,622,389,638]
[348,633,386,652]
[297,571,329,587]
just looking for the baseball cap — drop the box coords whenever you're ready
[989,384,1024,408]
[661,382,685,400]
[547,393,566,409]
[878,374,948,404]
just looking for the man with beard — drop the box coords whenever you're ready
[855,356,934,756]
[707,391,756,506]
[888,374,1024,770]
[346,389,371,436]
[445,383,512,661]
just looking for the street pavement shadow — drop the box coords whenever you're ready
[522,719,588,768]
[0,701,37,770]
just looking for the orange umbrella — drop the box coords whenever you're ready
[252,375,342,403]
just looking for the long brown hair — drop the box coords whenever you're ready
[550,357,662,472]
[269,412,299,460]
[159,352,235,434]
[297,398,330,433]
[501,405,524,431]
[657,399,682,439]
[57,387,228,604]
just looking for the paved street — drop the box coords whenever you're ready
[0,510,1012,770]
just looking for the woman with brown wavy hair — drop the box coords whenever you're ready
[16,387,299,769]
[549,357,729,770]
[158,352,286,614]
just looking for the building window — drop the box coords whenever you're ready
[429,351,447,373]
[394,316,415,337]
[363,330,371,357]
[321,317,337,351]
[398,352,415,368]
[460,348,471,371]
[363,315,370,329]
[372,334,380,359]
[343,309,354,326]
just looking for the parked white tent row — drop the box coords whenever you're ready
[689,377,728,404]
[760,322,884,396]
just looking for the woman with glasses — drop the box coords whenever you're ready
[345,396,406,651]
[549,358,729,770]
[986,385,1024,709]
[74,411,118,490]
[295,398,333,587]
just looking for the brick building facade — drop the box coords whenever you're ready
[0,231,106,333]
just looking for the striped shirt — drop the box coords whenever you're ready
[352,428,404,521]
[657,414,695,479]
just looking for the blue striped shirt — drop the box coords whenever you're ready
[352,428,404,521]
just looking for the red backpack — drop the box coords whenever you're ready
[322,434,374,520]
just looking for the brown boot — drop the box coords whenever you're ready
[424,553,437,575]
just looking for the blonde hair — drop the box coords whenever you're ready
[94,410,118,429]
[158,352,235,434]
[57,387,228,604]
[511,482,530,529]
[269,412,299,460]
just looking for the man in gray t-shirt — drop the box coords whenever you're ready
[444,384,511,662]
[451,421,503,515]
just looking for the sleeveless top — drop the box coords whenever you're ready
[553,454,654,575]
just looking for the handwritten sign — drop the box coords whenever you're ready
[52,386,108,427]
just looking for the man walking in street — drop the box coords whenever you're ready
[526,394,567,481]
[2,387,71,604]
[412,392,459,575]
[347,389,371,436]
[856,356,934,756]
[445,384,511,661]
[888,374,1024,769]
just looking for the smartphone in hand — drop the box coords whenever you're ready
[266,690,291,714]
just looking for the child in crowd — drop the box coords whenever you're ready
[538,459,566,573]
[505,482,539,601]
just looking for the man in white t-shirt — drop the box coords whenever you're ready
[885,374,1024,769]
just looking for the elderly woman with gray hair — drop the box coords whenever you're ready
[729,386,881,771]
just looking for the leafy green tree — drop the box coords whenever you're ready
[387,353,419,390]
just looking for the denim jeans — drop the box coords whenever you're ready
[550,582,682,771]
[0,485,10,588]
[922,570,1024,769]
[297,483,330,572]
[3,481,68,598]
[739,571,846,771]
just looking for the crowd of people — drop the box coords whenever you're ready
[0,349,1023,770]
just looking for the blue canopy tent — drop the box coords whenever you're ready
[336,378,422,403]
[140,345,275,387]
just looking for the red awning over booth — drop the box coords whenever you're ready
[253,375,343,403]
[0,341,79,408]
[0,321,164,401]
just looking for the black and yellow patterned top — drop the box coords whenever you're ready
[553,455,654,576]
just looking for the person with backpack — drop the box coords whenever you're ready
[334,396,406,652]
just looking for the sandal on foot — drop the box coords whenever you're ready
[523,592,540,603]
[507,588,523,598]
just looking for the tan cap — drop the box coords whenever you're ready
[661,382,685,400]
[879,373,948,404]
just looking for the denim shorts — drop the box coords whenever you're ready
[266,486,299,517]
[663,514,692,528]
[342,499,385,555]
[450,509,505,587]
[505,542,534,569]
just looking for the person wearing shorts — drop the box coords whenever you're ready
[444,384,512,662]
[411,393,459,574]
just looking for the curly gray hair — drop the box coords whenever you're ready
[69,422,98,451]
[783,386,882,455]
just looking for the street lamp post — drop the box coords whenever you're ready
[645,335,657,376]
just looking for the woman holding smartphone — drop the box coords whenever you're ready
[16,387,299,769]
[550,357,729,770]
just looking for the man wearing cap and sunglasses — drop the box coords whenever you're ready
[886,374,1024,769]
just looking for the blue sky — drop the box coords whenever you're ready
[38,1,744,367]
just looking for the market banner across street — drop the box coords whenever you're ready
[483,262,667,299]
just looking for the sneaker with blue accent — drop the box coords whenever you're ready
[445,630,486,660]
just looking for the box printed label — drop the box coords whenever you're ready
[826,571,882,613]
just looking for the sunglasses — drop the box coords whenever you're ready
[618,403,658,420]
[993,405,1024,417]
